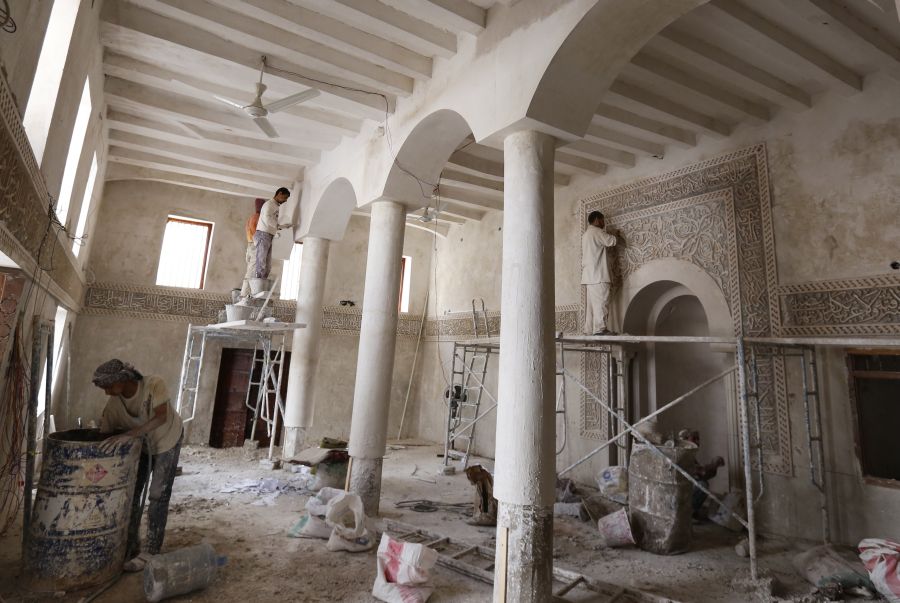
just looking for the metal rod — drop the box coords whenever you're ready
[748,347,764,504]
[736,340,758,580]
[23,320,47,556]
[398,290,428,440]
[562,368,748,529]
[42,323,53,455]
[558,366,735,475]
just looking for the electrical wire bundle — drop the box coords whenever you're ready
[0,321,30,536]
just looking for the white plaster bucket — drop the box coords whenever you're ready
[225,304,255,322]
[249,278,272,295]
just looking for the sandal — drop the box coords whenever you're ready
[123,552,151,572]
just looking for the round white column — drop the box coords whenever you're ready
[347,200,406,515]
[492,129,557,603]
[283,237,330,458]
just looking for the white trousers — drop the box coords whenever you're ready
[584,282,611,334]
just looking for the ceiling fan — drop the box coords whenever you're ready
[214,56,320,139]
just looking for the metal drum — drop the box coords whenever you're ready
[24,429,141,592]
[628,443,697,555]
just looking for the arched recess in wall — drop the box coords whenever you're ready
[619,258,732,339]
[620,260,737,489]
[379,109,473,210]
[526,0,708,138]
[304,177,357,241]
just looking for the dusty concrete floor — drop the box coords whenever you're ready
[0,443,871,602]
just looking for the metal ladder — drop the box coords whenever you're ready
[471,298,489,339]
[245,333,288,459]
[799,345,829,543]
[176,325,208,423]
[443,341,492,470]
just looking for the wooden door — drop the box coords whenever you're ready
[211,347,291,448]
[209,349,253,448]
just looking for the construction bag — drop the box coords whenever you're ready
[859,539,900,602]
[325,491,374,552]
[372,534,438,603]
[287,514,333,539]
[597,466,628,504]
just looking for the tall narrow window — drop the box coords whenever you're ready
[55,78,92,226]
[280,243,303,300]
[399,255,411,313]
[848,352,900,484]
[72,153,98,257]
[156,216,213,289]
[22,0,81,164]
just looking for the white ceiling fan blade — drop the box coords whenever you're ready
[253,117,279,138]
[213,95,246,109]
[264,89,320,113]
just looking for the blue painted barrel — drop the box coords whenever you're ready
[24,429,141,592]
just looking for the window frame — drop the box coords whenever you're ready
[156,215,214,290]
[846,348,900,489]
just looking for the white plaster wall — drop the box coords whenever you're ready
[407,71,900,544]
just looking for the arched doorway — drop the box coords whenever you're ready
[621,263,736,491]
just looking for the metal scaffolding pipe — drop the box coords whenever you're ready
[562,368,749,530]
[736,340,758,580]
[558,366,735,476]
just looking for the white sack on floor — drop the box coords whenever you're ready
[372,534,438,603]
[324,491,374,552]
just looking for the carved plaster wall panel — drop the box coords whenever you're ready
[0,73,83,307]
[778,275,900,336]
[579,145,792,476]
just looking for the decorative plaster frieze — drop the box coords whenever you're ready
[80,281,424,338]
[0,74,83,308]
[422,305,579,341]
[778,274,900,336]
[580,144,792,476]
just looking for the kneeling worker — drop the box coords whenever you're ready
[93,359,184,571]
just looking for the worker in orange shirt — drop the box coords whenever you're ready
[240,198,266,297]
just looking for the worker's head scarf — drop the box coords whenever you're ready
[254,198,266,213]
[92,359,143,388]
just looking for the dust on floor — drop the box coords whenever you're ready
[0,443,869,602]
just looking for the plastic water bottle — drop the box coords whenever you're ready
[143,543,227,602]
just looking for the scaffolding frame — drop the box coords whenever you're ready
[442,332,900,581]
[175,321,304,460]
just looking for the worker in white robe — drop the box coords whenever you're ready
[581,210,618,335]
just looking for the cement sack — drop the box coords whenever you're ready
[306,486,344,517]
[709,490,746,532]
[793,544,876,597]
[597,466,628,504]
[287,514,333,539]
[324,491,375,552]
[859,539,900,602]
[372,534,438,603]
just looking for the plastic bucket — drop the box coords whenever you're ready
[597,508,636,548]
[248,278,272,295]
[24,429,141,591]
[225,304,255,322]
